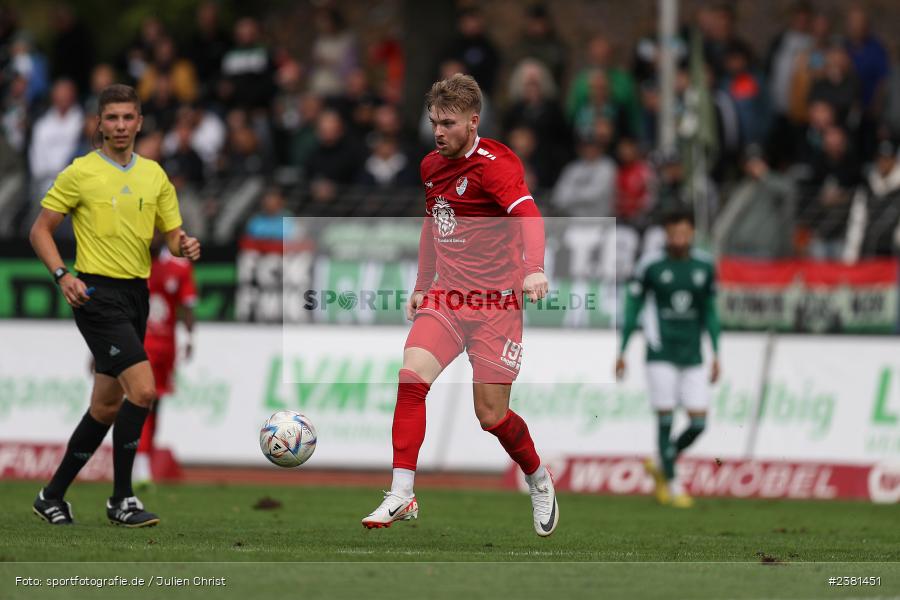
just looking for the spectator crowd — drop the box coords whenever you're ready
[1,1,899,262]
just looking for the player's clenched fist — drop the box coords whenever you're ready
[407,290,425,321]
[59,274,91,308]
[523,272,549,303]
[179,232,201,261]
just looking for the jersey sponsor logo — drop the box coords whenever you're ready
[692,269,706,287]
[432,197,458,237]
[456,176,468,196]
[660,270,673,284]
[476,147,497,160]
[500,339,523,371]
[671,290,693,313]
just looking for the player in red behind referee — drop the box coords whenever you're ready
[361,74,557,536]
[133,234,198,487]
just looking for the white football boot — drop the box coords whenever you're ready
[361,491,419,529]
[526,467,559,537]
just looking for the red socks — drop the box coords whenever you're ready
[392,371,539,477]
[485,409,541,475]
[392,368,430,470]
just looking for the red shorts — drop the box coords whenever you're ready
[405,289,524,384]
[145,342,176,397]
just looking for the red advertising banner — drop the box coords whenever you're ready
[504,456,900,503]
[0,442,181,482]
[717,258,899,333]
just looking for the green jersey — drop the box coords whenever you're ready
[620,248,720,366]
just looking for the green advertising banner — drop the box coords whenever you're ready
[0,258,236,321]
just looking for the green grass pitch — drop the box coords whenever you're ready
[1,480,898,599]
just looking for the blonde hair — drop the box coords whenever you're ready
[507,58,557,102]
[425,73,482,115]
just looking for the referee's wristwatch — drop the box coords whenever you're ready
[53,267,70,284]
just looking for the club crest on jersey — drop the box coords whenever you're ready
[456,176,468,196]
[692,269,706,287]
[432,196,457,237]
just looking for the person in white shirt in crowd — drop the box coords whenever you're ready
[162,105,225,180]
[551,132,617,217]
[26,78,84,233]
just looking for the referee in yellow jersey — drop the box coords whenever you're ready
[29,84,200,527]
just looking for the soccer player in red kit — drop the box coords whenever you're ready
[362,74,558,536]
[132,235,197,485]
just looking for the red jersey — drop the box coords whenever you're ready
[146,249,197,349]
[615,160,653,219]
[417,136,543,295]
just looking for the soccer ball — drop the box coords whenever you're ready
[259,410,317,468]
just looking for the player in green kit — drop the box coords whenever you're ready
[616,210,720,508]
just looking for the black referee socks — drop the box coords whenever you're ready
[45,400,152,502]
[44,411,112,500]
[112,399,150,500]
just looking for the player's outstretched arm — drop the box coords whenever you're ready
[617,278,646,380]
[705,299,721,383]
[180,305,196,359]
[408,217,435,321]
[414,216,436,292]
[178,264,199,360]
[508,198,547,302]
[704,268,721,383]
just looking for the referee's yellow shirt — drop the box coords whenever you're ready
[41,150,183,279]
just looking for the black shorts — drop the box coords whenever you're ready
[73,273,149,378]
